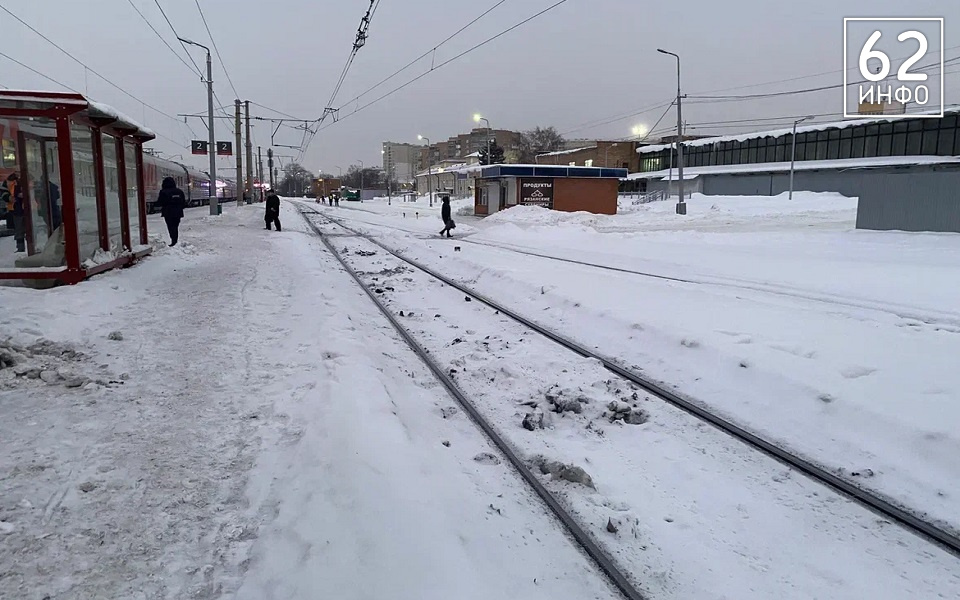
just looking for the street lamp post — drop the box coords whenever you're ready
[418,135,433,207]
[658,48,685,215]
[356,159,364,201]
[336,165,342,177]
[604,143,619,168]
[474,114,492,164]
[789,116,814,200]
[179,37,217,216]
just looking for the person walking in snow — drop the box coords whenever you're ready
[264,190,281,231]
[439,195,455,238]
[154,176,186,247]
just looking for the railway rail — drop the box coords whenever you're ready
[300,204,960,559]
[297,204,648,600]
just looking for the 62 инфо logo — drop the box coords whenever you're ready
[843,18,944,118]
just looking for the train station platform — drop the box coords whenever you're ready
[0,204,610,599]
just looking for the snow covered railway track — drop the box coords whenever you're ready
[297,206,648,600]
[304,207,960,560]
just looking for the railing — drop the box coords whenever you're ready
[630,189,667,205]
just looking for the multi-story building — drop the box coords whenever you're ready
[381,142,422,185]
[417,127,521,170]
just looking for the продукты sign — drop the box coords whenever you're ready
[520,178,554,208]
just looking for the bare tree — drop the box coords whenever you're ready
[517,126,566,163]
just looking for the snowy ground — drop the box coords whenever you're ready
[0,204,619,599]
[2,197,959,599]
[303,193,960,537]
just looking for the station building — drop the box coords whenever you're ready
[630,109,960,232]
[1,91,154,288]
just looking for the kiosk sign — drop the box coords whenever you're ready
[520,178,554,208]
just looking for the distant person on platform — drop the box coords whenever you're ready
[1,173,26,252]
[155,176,186,247]
[439,195,455,238]
[265,190,281,231]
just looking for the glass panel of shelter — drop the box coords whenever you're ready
[1,116,64,270]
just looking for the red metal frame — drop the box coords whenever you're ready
[90,129,109,251]
[115,136,131,250]
[56,116,82,281]
[135,143,147,245]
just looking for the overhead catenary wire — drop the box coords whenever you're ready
[307,0,572,153]
[340,0,509,107]
[194,0,240,100]
[0,50,81,93]
[125,0,200,76]
[153,0,203,76]
[0,1,190,144]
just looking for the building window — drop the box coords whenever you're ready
[585,159,593,167]
[937,116,956,155]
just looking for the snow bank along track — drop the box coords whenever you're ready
[299,205,960,560]
[297,205,647,600]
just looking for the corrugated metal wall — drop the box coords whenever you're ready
[677,166,960,233]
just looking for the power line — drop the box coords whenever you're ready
[341,0,508,108]
[0,50,81,93]
[0,2,187,135]
[125,0,200,76]
[559,99,674,136]
[153,0,203,75]
[310,0,572,145]
[248,101,307,120]
[194,0,239,99]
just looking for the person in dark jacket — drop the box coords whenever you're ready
[155,176,186,246]
[439,195,455,238]
[1,173,25,252]
[264,190,281,231]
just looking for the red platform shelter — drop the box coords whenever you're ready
[1,90,155,288]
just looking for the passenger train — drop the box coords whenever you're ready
[142,153,238,214]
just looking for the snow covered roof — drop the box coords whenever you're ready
[626,155,960,180]
[0,90,156,140]
[636,107,960,155]
[537,146,597,158]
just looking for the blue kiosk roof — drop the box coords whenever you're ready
[479,165,628,179]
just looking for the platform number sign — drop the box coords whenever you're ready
[520,178,553,209]
[191,140,208,155]
[216,141,233,156]
[843,18,944,118]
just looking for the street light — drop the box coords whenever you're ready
[418,135,434,207]
[658,48,685,215]
[356,159,364,201]
[473,114,492,165]
[604,143,619,168]
[789,116,814,200]
[179,37,217,216]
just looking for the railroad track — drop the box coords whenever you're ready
[320,207,960,327]
[300,204,960,560]
[297,204,648,600]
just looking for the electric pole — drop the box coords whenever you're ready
[234,99,242,208]
[268,148,275,191]
[245,101,253,205]
[257,146,264,202]
[178,37,218,215]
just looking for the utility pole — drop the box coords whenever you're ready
[179,37,218,216]
[257,146,264,202]
[244,101,253,205]
[268,148,275,191]
[357,159,364,201]
[658,48,685,215]
[234,99,242,208]
[789,116,814,200]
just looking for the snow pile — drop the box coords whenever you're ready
[484,192,857,232]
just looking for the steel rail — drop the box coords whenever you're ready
[297,206,649,600]
[309,206,960,559]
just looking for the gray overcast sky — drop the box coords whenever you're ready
[4,0,959,176]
